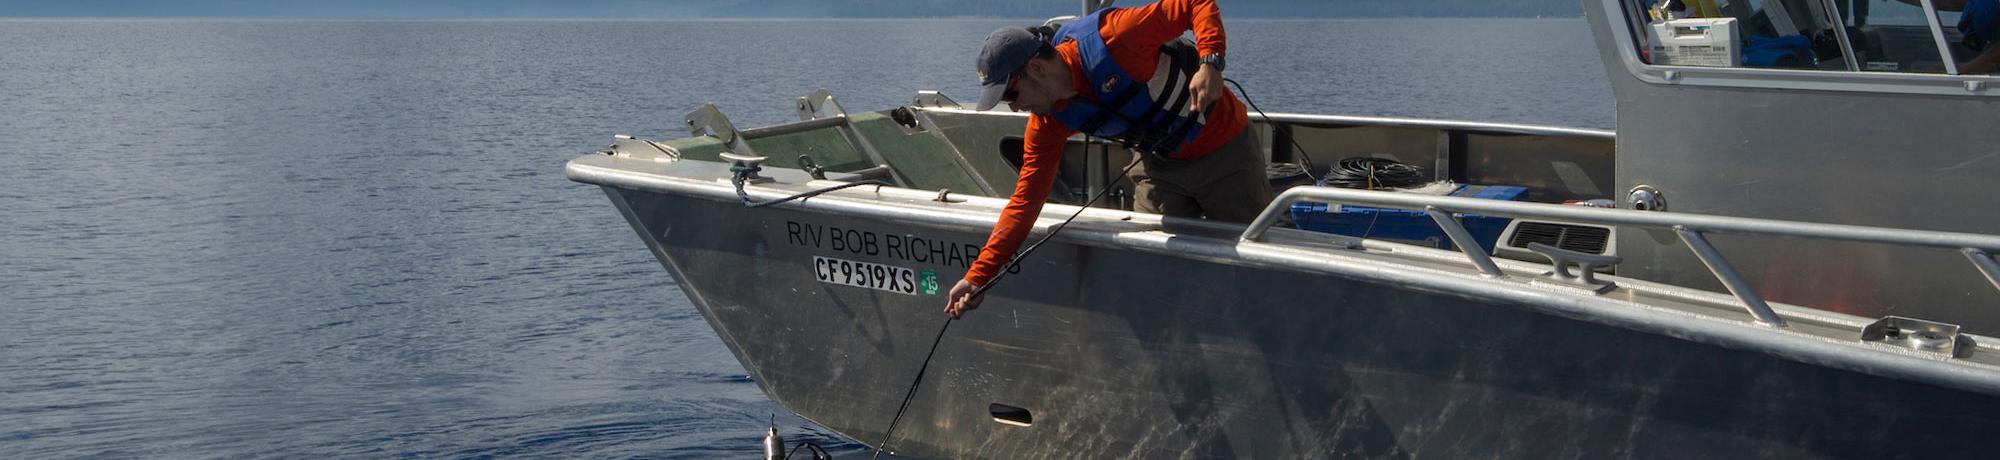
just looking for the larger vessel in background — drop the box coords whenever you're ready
[568,0,2000,457]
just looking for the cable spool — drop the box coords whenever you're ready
[1322,157,1425,190]
[1267,162,1313,191]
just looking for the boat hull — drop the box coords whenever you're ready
[603,185,2000,459]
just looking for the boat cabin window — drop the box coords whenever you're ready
[1620,0,2000,75]
[1851,0,1997,73]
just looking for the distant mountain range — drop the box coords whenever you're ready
[0,0,1589,18]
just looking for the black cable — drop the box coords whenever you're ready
[1323,157,1424,190]
[783,440,833,460]
[869,315,952,460]
[730,161,892,208]
[873,147,1139,460]
[827,79,1313,459]
[1223,78,1320,182]
[964,148,1139,301]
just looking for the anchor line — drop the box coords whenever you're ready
[872,136,1138,459]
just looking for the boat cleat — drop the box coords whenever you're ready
[1525,242,1621,295]
[720,153,775,185]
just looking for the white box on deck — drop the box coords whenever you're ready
[1650,17,1739,67]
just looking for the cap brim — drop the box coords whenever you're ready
[974,81,1008,111]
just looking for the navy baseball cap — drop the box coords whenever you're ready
[974,26,1044,111]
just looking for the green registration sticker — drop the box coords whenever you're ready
[919,270,940,296]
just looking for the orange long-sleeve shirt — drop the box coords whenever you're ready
[964,0,1246,288]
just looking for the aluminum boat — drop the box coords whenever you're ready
[567,0,2000,457]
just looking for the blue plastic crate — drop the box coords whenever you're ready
[1288,185,1524,251]
[1451,184,1528,201]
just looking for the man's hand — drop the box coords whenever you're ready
[944,279,984,319]
[1188,65,1223,113]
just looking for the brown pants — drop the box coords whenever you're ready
[1128,131,1276,223]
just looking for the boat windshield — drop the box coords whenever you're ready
[1622,0,1998,75]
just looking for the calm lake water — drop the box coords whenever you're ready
[0,18,1609,458]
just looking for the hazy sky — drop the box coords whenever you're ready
[0,0,1587,18]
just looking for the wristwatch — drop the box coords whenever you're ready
[1200,52,1225,72]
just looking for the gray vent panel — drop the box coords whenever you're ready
[1507,222,1611,255]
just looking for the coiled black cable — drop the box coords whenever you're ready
[1322,157,1425,190]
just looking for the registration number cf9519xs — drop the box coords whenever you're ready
[814,256,916,295]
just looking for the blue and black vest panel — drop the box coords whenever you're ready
[1050,9,1209,159]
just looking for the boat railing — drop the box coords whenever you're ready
[1241,186,2000,328]
[693,89,1616,205]
[1250,112,1616,140]
[911,101,1617,203]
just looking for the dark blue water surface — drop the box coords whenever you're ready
[0,18,1608,458]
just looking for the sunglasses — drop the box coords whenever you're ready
[1001,72,1023,103]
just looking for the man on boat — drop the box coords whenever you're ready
[1893,0,2000,73]
[1954,0,2000,73]
[947,0,1272,318]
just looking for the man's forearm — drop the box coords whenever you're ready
[1965,45,2000,74]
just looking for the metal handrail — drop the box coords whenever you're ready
[1919,0,1963,75]
[707,90,913,188]
[739,116,845,139]
[1242,187,2000,327]
[1248,112,1616,140]
[914,106,1617,140]
[1972,249,2000,292]
[1676,227,1785,327]
[797,89,909,187]
[1425,206,1504,277]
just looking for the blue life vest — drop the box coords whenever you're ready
[1962,0,1999,50]
[1049,9,1209,159]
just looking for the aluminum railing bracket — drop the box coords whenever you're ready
[1862,316,1975,358]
